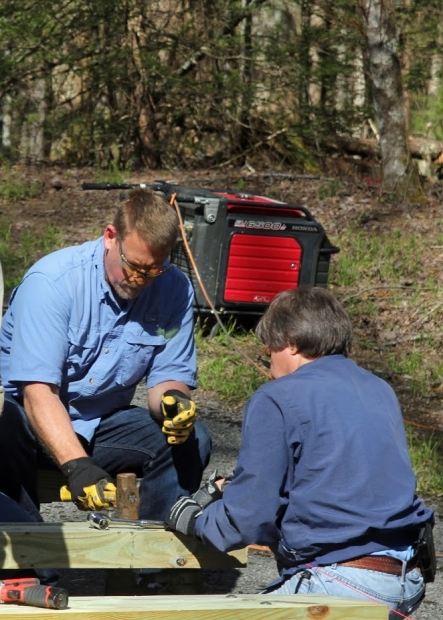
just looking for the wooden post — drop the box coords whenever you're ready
[116,472,140,519]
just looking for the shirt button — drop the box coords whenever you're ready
[104,348,109,354]
[89,378,95,384]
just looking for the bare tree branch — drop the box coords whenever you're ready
[176,0,269,77]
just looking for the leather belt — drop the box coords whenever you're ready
[339,554,419,576]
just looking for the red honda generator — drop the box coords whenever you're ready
[82,180,339,317]
[152,181,339,317]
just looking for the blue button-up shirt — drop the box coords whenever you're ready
[0,238,197,440]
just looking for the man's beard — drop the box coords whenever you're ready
[112,280,143,300]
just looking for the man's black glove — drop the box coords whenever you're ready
[165,496,202,536]
[60,456,116,511]
[191,469,224,509]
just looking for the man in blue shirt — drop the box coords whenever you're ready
[0,188,211,520]
[166,286,434,619]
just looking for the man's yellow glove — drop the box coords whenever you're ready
[161,390,197,445]
[60,456,116,511]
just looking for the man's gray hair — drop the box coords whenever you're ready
[255,286,353,358]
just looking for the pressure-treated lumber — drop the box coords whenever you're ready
[0,522,246,569]
[0,594,388,619]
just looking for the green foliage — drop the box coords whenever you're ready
[0,221,62,299]
[318,179,343,199]
[331,228,425,288]
[0,169,41,201]
[407,427,443,497]
[195,321,268,406]
[96,160,132,184]
[410,90,443,141]
[0,0,379,168]
[1,0,440,168]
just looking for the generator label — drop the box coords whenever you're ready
[290,224,319,233]
[233,220,287,230]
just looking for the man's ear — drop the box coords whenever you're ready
[288,345,299,357]
[103,224,117,250]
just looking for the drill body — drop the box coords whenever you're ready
[0,578,69,609]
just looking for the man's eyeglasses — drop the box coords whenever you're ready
[118,239,172,280]
[256,346,271,370]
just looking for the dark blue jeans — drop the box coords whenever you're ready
[0,394,211,521]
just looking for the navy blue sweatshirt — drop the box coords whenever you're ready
[196,355,433,575]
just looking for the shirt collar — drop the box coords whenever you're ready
[94,238,109,302]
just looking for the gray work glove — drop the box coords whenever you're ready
[191,469,224,509]
[165,496,202,536]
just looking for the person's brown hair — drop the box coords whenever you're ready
[113,188,178,252]
[255,286,353,358]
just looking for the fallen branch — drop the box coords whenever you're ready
[317,135,443,161]
[339,285,412,303]
[408,301,443,327]
[213,128,289,169]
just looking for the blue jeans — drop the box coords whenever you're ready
[0,395,211,521]
[268,564,425,620]
[92,405,211,520]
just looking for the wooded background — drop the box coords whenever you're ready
[1,0,442,194]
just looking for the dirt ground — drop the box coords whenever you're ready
[2,162,443,617]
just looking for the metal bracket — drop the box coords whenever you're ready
[194,197,220,224]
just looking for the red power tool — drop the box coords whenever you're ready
[0,578,69,609]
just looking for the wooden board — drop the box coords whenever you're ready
[0,594,388,619]
[0,522,247,569]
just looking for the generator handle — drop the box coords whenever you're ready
[82,182,149,190]
[221,198,315,221]
[273,202,314,221]
[81,182,214,202]
[287,204,313,220]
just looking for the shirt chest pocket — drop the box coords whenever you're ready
[66,329,100,378]
[118,327,167,386]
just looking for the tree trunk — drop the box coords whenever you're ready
[238,0,253,157]
[19,77,46,164]
[428,18,443,102]
[298,0,313,129]
[358,0,421,199]
[127,5,161,169]
[2,95,11,149]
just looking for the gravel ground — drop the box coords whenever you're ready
[40,388,443,619]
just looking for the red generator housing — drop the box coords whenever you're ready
[153,181,339,317]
